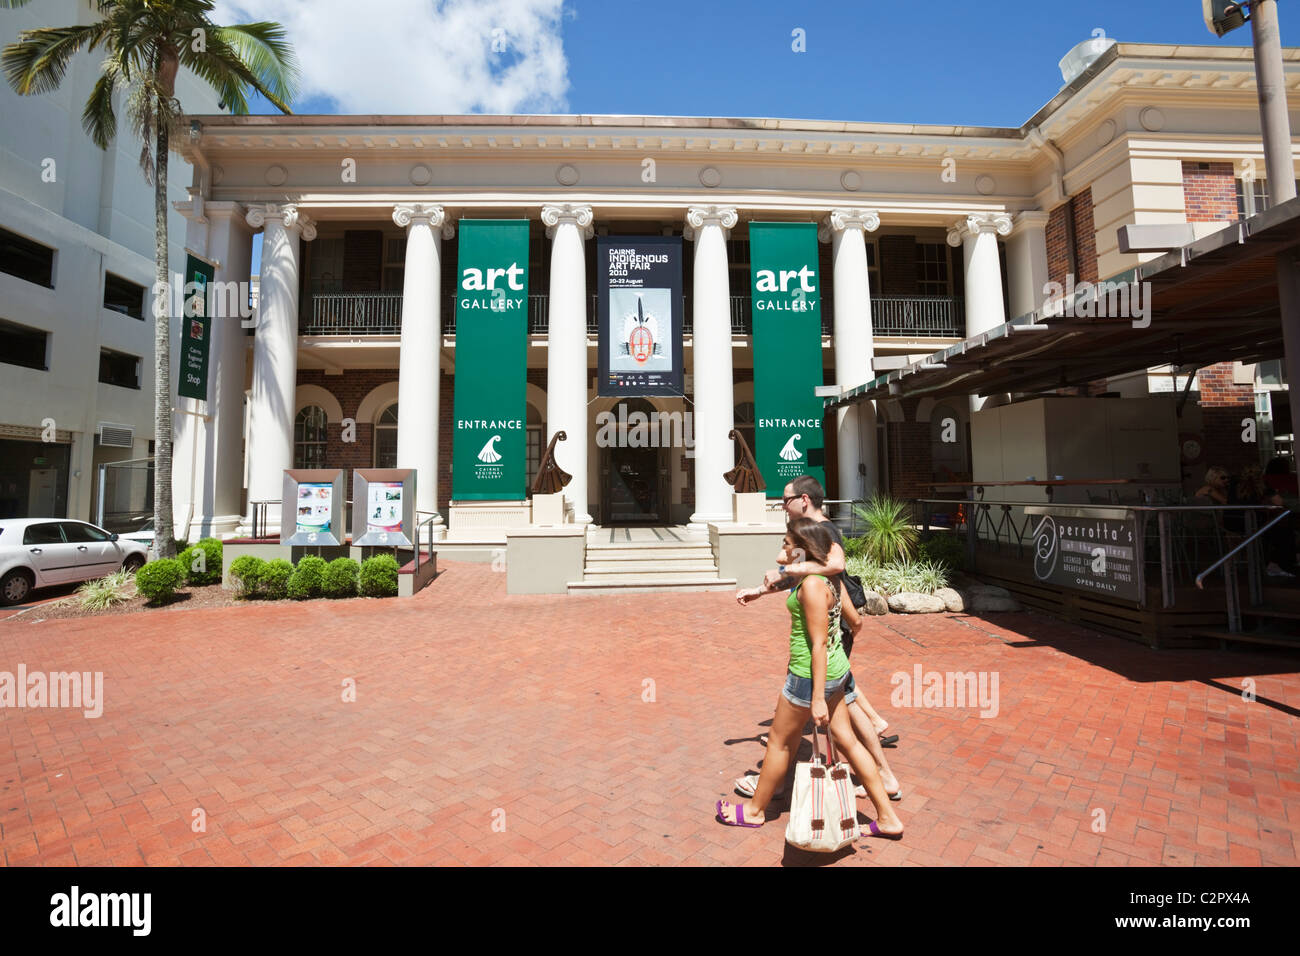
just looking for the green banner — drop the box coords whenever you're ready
[749,222,826,494]
[177,253,215,401]
[452,220,530,500]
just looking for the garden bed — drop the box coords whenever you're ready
[9,584,243,622]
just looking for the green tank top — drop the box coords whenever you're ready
[786,575,850,681]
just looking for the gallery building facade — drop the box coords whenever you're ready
[168,39,1298,540]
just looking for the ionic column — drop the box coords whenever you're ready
[947,212,1012,412]
[820,208,881,501]
[1005,210,1051,320]
[541,203,594,524]
[393,203,453,526]
[685,205,738,528]
[244,203,315,534]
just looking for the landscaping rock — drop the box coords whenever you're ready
[887,592,947,614]
[860,590,889,616]
[934,587,966,612]
[970,594,1022,612]
[965,583,1012,598]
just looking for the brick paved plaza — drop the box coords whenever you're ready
[1,562,1297,867]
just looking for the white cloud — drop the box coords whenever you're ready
[210,0,570,114]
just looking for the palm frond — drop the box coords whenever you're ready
[2,22,109,95]
[176,38,251,114]
[0,0,35,8]
[212,22,298,111]
[81,68,119,149]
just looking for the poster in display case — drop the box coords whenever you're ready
[280,469,346,546]
[351,469,416,547]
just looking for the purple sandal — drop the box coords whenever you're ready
[866,820,903,840]
[716,799,762,828]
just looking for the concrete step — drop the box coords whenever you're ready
[582,547,713,561]
[584,559,719,573]
[567,577,737,595]
[582,568,723,583]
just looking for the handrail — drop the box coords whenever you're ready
[1195,509,1293,589]
[414,513,439,573]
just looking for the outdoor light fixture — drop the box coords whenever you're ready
[1204,0,1249,36]
[813,385,842,397]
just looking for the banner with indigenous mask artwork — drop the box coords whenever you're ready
[748,222,826,494]
[597,236,684,397]
[451,220,529,500]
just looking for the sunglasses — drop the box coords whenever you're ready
[782,494,805,505]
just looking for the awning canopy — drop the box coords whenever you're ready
[827,196,1300,409]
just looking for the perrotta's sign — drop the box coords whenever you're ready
[1027,507,1140,603]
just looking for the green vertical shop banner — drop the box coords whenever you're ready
[452,220,530,500]
[749,222,826,494]
[177,254,216,401]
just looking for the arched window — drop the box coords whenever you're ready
[294,406,327,468]
[374,403,398,468]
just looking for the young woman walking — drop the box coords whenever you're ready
[716,518,904,838]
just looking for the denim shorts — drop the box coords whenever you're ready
[782,669,858,709]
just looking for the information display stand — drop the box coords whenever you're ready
[281,469,346,546]
[351,469,416,547]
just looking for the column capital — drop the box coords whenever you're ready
[1010,210,1052,234]
[683,205,738,241]
[541,203,594,239]
[818,208,881,242]
[246,203,316,241]
[946,212,1012,246]
[392,203,454,238]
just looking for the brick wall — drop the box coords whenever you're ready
[886,397,933,501]
[1182,161,1237,222]
[1196,363,1257,472]
[1045,189,1099,287]
[1072,188,1098,284]
[1046,203,1070,288]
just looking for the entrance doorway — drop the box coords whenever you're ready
[600,398,667,524]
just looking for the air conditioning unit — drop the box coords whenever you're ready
[97,422,135,448]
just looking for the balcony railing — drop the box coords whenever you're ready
[870,295,965,337]
[303,291,403,334]
[304,292,965,339]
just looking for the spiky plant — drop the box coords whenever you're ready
[852,494,919,566]
[2,0,298,557]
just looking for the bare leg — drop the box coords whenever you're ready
[719,693,808,826]
[828,692,903,834]
[847,699,900,794]
[856,693,889,736]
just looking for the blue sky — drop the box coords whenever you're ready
[557,0,1297,126]
[216,0,1297,126]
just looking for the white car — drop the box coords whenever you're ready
[119,517,156,551]
[0,518,150,606]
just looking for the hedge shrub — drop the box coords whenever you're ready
[359,554,400,597]
[229,555,266,597]
[323,557,360,598]
[287,555,328,600]
[261,558,294,600]
[178,537,223,586]
[135,558,186,605]
[917,534,966,572]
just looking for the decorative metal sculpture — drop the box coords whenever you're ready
[530,430,572,495]
[723,429,766,494]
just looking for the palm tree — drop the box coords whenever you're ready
[2,0,297,558]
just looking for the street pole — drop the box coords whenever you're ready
[1250,0,1300,457]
